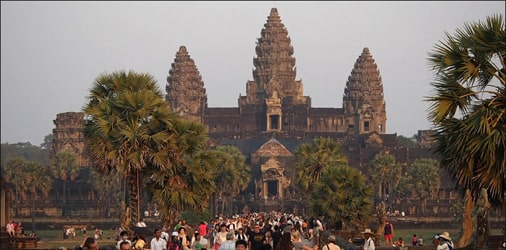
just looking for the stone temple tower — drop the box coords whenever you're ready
[165,46,208,123]
[343,47,387,134]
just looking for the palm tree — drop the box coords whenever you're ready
[309,164,374,231]
[25,161,52,231]
[3,158,27,203]
[426,14,505,247]
[213,145,250,215]
[146,119,217,227]
[407,158,441,215]
[83,70,177,229]
[368,154,402,202]
[294,138,348,194]
[50,151,79,216]
[88,167,121,217]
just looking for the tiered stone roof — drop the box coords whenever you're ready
[248,8,303,101]
[165,46,207,122]
[343,47,387,133]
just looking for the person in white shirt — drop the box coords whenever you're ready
[362,229,375,250]
[151,229,168,250]
[116,231,132,250]
[436,232,454,250]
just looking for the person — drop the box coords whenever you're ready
[219,232,236,250]
[74,236,99,250]
[133,235,147,250]
[136,218,147,228]
[323,235,341,250]
[235,239,248,250]
[179,227,192,250]
[94,228,100,240]
[436,232,454,250]
[260,243,273,250]
[151,229,168,250]
[275,233,293,250]
[362,228,375,250]
[411,234,418,246]
[198,221,208,237]
[117,231,132,250]
[248,224,265,250]
[120,241,133,250]
[271,225,281,249]
[291,231,314,250]
[6,221,15,237]
[191,232,203,250]
[383,221,393,246]
[235,228,248,243]
[168,232,182,250]
[215,224,228,250]
[393,237,405,247]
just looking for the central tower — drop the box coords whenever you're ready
[239,8,310,133]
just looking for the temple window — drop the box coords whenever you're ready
[364,121,370,131]
[269,115,280,130]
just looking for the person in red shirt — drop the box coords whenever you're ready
[198,221,208,237]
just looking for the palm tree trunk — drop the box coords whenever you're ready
[128,169,142,226]
[458,189,474,247]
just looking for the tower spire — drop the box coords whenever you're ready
[249,7,302,100]
[343,47,387,134]
[166,46,207,123]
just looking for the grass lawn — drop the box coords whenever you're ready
[36,230,117,249]
[33,228,503,249]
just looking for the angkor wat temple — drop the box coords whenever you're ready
[39,8,459,219]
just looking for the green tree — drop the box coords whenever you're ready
[426,14,505,247]
[309,164,374,231]
[2,158,51,221]
[146,120,216,227]
[24,160,52,231]
[213,145,251,215]
[88,167,122,218]
[396,135,416,148]
[83,70,178,228]
[367,154,402,201]
[294,138,348,194]
[50,151,79,216]
[41,134,53,149]
[407,158,441,215]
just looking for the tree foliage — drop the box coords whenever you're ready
[309,165,374,230]
[294,138,348,194]
[83,70,178,226]
[426,14,505,204]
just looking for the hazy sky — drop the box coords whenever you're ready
[1,1,504,146]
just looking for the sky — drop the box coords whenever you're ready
[1,1,504,146]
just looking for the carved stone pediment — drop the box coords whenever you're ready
[252,138,293,158]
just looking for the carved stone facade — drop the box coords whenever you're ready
[50,112,89,167]
[46,7,451,216]
[165,8,397,212]
[165,46,207,124]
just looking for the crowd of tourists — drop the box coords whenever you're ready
[67,211,455,250]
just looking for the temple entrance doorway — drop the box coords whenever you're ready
[267,180,278,197]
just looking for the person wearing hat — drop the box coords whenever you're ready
[361,229,375,250]
[323,235,341,250]
[436,232,454,250]
[168,232,182,250]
